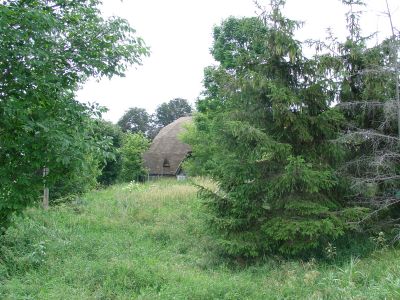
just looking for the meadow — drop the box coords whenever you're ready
[1,179,400,299]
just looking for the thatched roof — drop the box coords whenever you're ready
[143,116,192,176]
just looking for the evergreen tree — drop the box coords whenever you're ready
[321,0,400,230]
[185,2,366,257]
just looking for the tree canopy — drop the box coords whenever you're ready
[0,0,149,230]
[154,98,192,128]
[117,107,151,135]
[116,99,193,140]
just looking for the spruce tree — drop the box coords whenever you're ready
[186,1,366,257]
[324,0,400,230]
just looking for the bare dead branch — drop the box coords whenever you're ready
[348,197,400,225]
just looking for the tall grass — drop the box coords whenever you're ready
[1,179,400,299]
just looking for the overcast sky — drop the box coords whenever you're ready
[76,0,400,123]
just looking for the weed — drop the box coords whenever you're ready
[122,180,148,193]
[324,242,337,260]
[371,231,388,250]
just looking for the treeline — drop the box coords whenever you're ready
[117,98,192,139]
[182,0,400,257]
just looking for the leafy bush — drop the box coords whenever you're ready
[51,153,101,201]
[95,120,124,186]
[119,133,150,182]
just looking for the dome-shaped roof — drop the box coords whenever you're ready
[143,116,192,175]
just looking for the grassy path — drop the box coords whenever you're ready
[1,180,400,299]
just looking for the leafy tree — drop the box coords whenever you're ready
[146,123,162,140]
[185,4,366,257]
[0,0,149,231]
[117,107,151,135]
[119,133,150,182]
[181,117,218,176]
[95,120,124,186]
[154,98,192,127]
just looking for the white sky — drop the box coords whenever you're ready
[76,0,400,123]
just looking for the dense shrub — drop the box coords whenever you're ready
[119,133,150,182]
[95,120,124,186]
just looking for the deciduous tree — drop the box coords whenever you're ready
[119,133,150,182]
[154,98,192,127]
[117,107,151,135]
[0,0,149,230]
[95,120,124,186]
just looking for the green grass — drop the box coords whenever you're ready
[1,179,400,299]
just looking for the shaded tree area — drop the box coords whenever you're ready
[95,119,151,185]
[0,0,149,230]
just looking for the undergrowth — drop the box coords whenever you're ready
[1,179,400,299]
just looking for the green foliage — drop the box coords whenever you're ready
[211,16,269,70]
[155,98,192,127]
[117,107,152,135]
[119,133,150,182]
[317,0,400,229]
[0,0,149,230]
[0,99,106,229]
[94,120,124,186]
[186,4,367,257]
[1,181,400,299]
[117,100,192,140]
[181,115,219,176]
[51,153,101,201]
